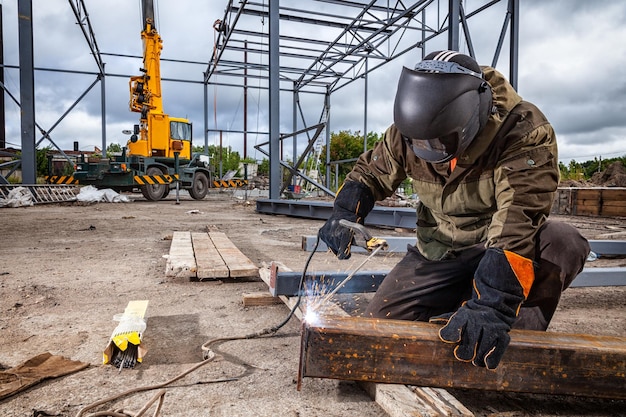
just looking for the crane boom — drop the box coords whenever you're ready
[69,0,219,202]
[127,0,188,160]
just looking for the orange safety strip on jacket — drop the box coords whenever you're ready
[449,157,457,172]
[503,250,535,299]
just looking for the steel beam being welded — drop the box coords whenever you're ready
[267,262,386,297]
[298,315,626,400]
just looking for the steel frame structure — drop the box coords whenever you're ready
[208,0,520,199]
[4,0,519,196]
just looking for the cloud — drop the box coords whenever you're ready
[2,0,626,164]
[516,1,626,160]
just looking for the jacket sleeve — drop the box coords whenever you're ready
[488,105,559,259]
[345,125,410,202]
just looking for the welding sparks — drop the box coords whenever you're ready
[303,244,394,326]
[304,309,320,325]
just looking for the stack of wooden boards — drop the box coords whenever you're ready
[165,231,258,279]
[552,187,626,216]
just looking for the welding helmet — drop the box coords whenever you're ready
[393,50,492,163]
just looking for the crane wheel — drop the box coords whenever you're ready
[189,172,209,200]
[141,166,169,201]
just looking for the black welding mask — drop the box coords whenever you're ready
[393,51,492,163]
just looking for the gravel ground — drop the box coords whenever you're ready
[0,190,624,416]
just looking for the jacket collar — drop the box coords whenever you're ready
[456,66,523,166]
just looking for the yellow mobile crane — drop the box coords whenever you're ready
[73,0,212,200]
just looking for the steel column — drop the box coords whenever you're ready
[508,0,519,89]
[100,66,106,153]
[268,0,280,199]
[18,0,36,184]
[448,0,460,50]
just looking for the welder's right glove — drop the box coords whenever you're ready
[318,181,375,260]
[434,248,535,369]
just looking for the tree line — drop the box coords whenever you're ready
[25,132,624,187]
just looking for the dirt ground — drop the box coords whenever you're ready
[1,190,625,417]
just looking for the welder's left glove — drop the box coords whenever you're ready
[318,181,375,260]
[435,248,535,369]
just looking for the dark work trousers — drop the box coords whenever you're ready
[363,220,590,330]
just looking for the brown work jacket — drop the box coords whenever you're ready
[346,66,558,261]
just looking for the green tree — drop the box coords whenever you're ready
[319,130,383,188]
[106,143,122,157]
[257,158,269,176]
[193,144,242,176]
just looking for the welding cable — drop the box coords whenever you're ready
[75,351,230,417]
[262,234,320,334]
[77,238,321,416]
[203,234,321,349]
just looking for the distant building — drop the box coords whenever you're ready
[48,147,100,175]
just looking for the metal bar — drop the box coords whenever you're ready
[18,0,36,184]
[67,0,105,74]
[299,315,626,400]
[448,0,460,50]
[255,199,417,228]
[302,236,626,257]
[269,0,280,199]
[570,267,626,288]
[271,265,626,297]
[269,268,386,297]
[508,0,519,89]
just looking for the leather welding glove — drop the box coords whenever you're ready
[318,180,375,260]
[434,248,534,369]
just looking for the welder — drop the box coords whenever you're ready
[319,50,590,369]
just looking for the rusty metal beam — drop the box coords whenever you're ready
[299,315,626,400]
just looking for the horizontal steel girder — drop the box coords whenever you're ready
[272,267,625,296]
[301,236,626,256]
[255,199,417,229]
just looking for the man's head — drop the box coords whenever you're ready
[394,50,492,163]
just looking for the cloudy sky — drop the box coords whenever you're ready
[1,0,625,165]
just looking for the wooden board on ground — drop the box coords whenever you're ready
[242,291,283,307]
[209,232,259,277]
[300,315,626,400]
[192,232,230,279]
[166,231,258,280]
[165,231,196,278]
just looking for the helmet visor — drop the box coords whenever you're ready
[405,132,459,163]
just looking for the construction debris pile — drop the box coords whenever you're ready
[560,161,626,188]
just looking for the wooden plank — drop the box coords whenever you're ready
[575,189,601,199]
[259,262,305,321]
[209,232,258,278]
[602,200,626,207]
[165,231,196,278]
[411,387,473,417]
[300,315,626,400]
[192,232,229,280]
[602,189,626,200]
[575,205,599,216]
[242,291,283,307]
[601,206,626,217]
